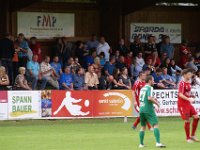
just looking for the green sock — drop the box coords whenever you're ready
[154,128,160,143]
[139,131,145,145]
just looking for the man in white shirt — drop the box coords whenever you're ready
[97,37,110,62]
[136,52,145,72]
[40,56,59,89]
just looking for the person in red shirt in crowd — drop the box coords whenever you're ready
[29,37,42,63]
[125,51,133,69]
[178,68,199,143]
[132,71,152,130]
[179,40,191,68]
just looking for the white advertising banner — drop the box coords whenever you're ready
[8,91,41,119]
[17,12,75,38]
[130,23,181,43]
[0,91,8,120]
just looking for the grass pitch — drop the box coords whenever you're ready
[0,117,199,150]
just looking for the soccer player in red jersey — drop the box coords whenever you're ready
[132,71,152,130]
[178,68,199,143]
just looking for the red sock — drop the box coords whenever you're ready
[133,117,140,127]
[191,118,199,137]
[147,122,151,129]
[184,122,190,140]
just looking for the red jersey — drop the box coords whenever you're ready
[132,80,146,106]
[178,80,191,106]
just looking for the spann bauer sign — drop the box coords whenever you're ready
[8,91,41,119]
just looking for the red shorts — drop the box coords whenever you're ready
[178,104,197,120]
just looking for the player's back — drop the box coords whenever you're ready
[139,85,154,114]
[132,80,146,98]
[178,80,191,106]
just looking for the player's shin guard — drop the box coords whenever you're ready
[184,122,190,140]
[191,118,199,137]
[139,131,145,145]
[154,128,160,143]
[133,117,140,128]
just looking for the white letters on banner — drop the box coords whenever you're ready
[130,23,181,43]
[8,91,41,119]
[17,12,75,38]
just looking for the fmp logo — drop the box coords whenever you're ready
[37,15,57,27]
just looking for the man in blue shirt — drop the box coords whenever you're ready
[59,66,73,90]
[50,56,62,78]
[73,67,85,90]
[86,34,99,50]
[160,67,176,88]
[27,55,47,90]
[104,56,116,76]
[160,36,174,59]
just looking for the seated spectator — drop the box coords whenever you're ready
[130,58,138,80]
[170,59,182,83]
[118,67,132,90]
[65,57,74,69]
[125,51,133,69]
[73,67,85,90]
[186,56,198,72]
[160,36,174,59]
[51,56,62,79]
[99,52,106,66]
[40,56,59,89]
[97,37,110,62]
[0,66,9,90]
[117,38,128,56]
[160,52,168,64]
[179,40,191,68]
[83,50,96,68]
[93,57,102,74]
[71,57,81,74]
[130,36,143,57]
[151,68,167,89]
[14,67,31,90]
[86,34,99,50]
[160,57,172,76]
[59,66,73,90]
[160,67,176,88]
[192,69,200,88]
[104,56,116,76]
[29,37,42,63]
[114,50,120,62]
[85,65,99,90]
[116,55,126,70]
[27,55,47,90]
[97,71,107,90]
[143,57,154,71]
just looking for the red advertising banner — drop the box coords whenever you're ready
[52,91,93,117]
[0,91,8,120]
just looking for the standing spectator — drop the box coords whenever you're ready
[130,36,143,57]
[186,57,198,72]
[14,67,31,90]
[117,38,128,56]
[12,41,20,82]
[73,67,85,90]
[0,66,9,90]
[192,70,200,88]
[40,56,59,89]
[118,67,132,90]
[97,37,110,62]
[179,40,191,68]
[160,36,174,59]
[75,41,85,67]
[29,37,42,63]
[170,59,182,84]
[27,55,47,90]
[135,52,145,73]
[51,56,62,79]
[86,34,99,50]
[160,67,176,88]
[59,66,73,90]
[85,65,99,90]
[116,55,126,70]
[104,56,116,76]
[0,33,15,84]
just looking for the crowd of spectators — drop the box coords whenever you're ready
[0,33,200,90]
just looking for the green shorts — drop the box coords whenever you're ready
[140,112,158,127]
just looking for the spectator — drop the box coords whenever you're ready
[0,33,15,84]
[27,55,47,90]
[179,40,191,68]
[84,50,96,68]
[117,38,128,56]
[29,37,42,63]
[40,56,59,89]
[14,67,31,90]
[116,55,126,70]
[104,56,116,76]
[97,70,107,90]
[73,67,85,90]
[93,57,102,74]
[192,70,200,88]
[125,51,133,69]
[17,33,32,67]
[109,68,124,89]
[135,52,145,73]
[114,50,120,62]
[130,36,143,57]
[143,57,154,71]
[65,57,74,69]
[160,57,172,76]
[99,52,106,66]
[170,59,182,83]
[0,66,9,90]
[151,68,167,89]
[160,52,168,64]
[12,41,20,82]
[118,67,132,90]
[73,57,81,71]
[86,34,99,50]
[75,41,85,66]
[59,66,73,90]
[160,36,174,59]
[97,37,110,62]
[51,56,62,79]
[160,67,176,88]
[186,56,198,72]
[85,65,99,90]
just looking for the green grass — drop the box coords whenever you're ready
[0,117,199,150]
